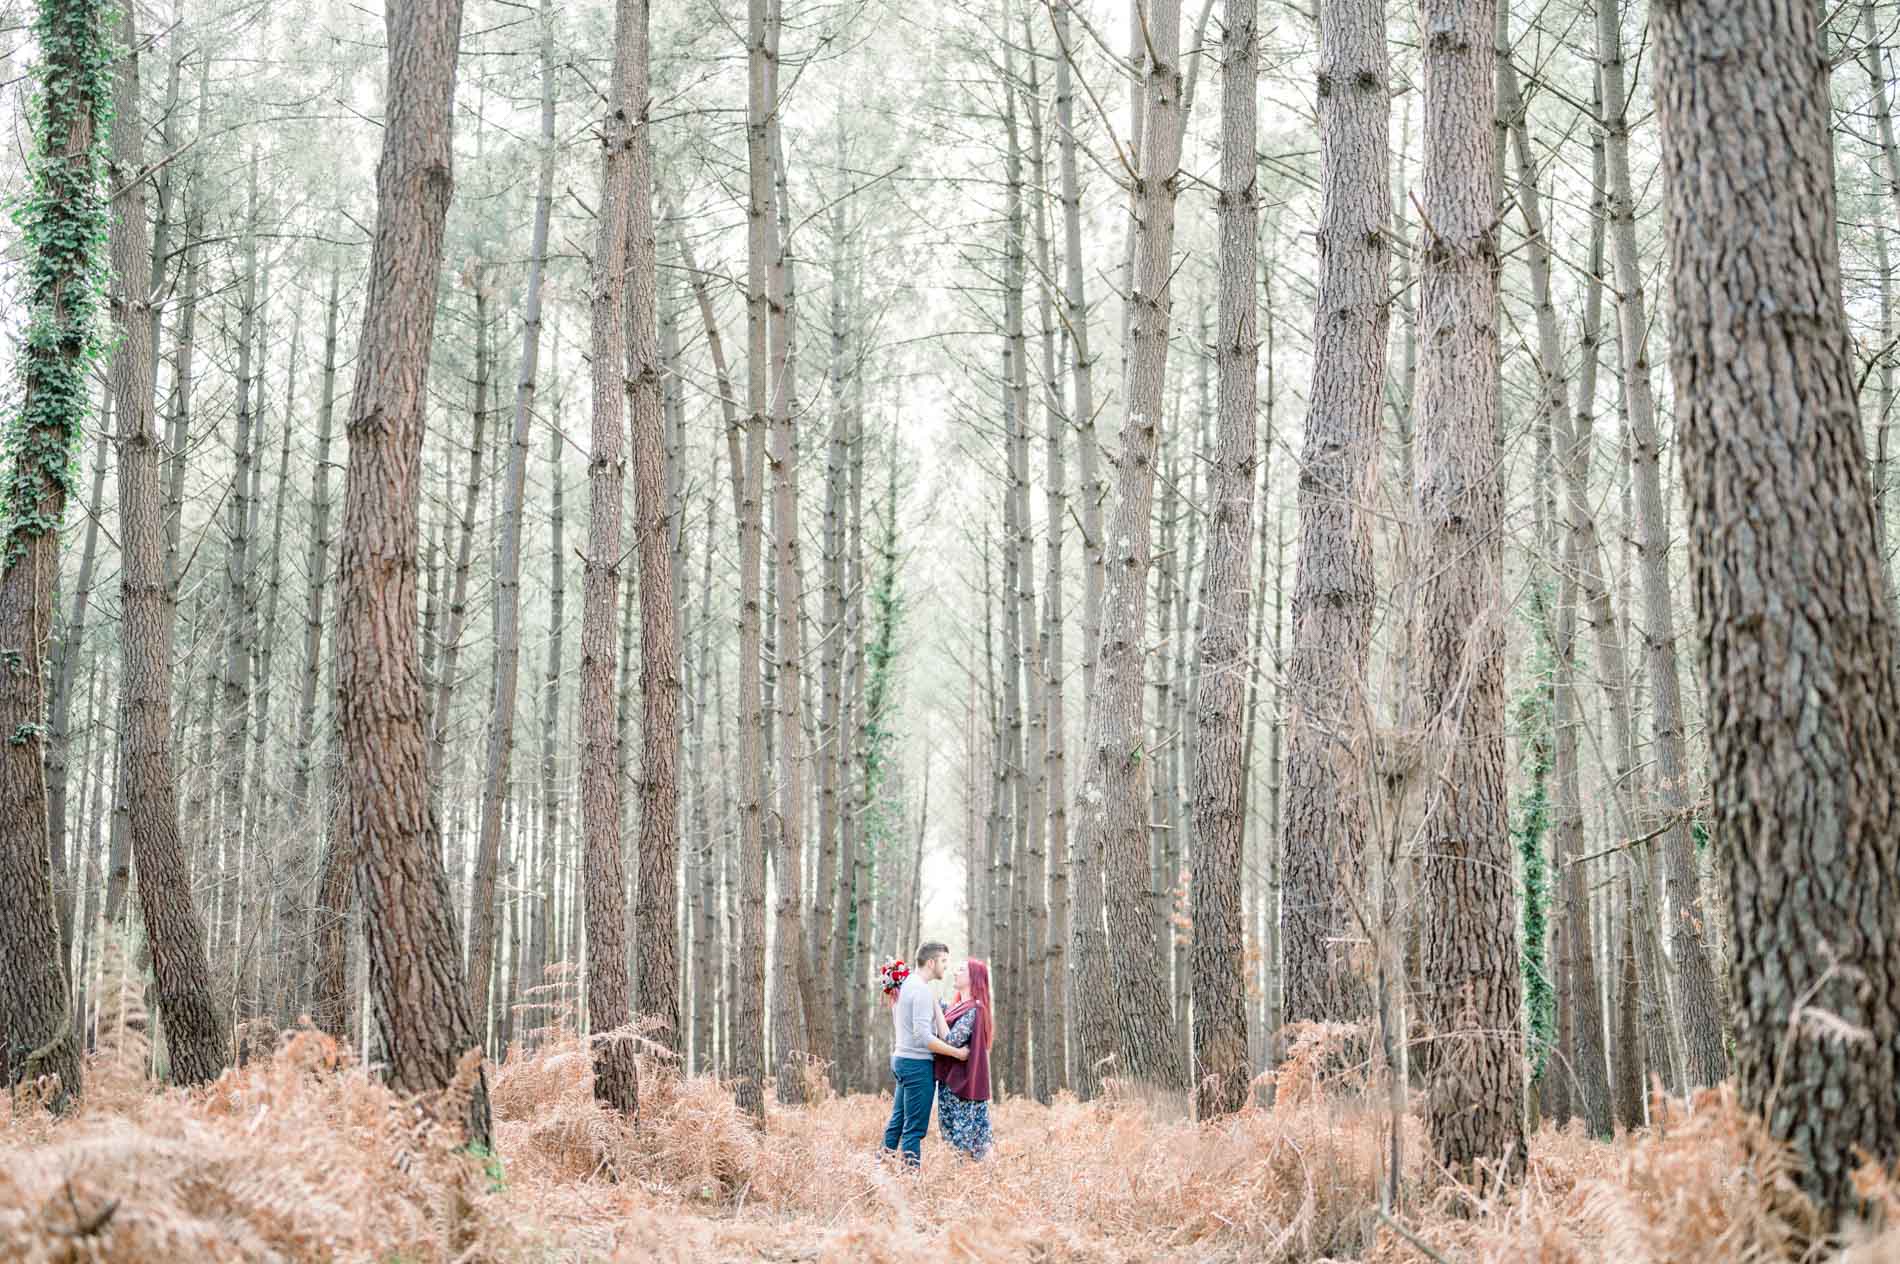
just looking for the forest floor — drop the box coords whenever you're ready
[4,1018,1898,1263]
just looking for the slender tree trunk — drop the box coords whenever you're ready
[1024,11,1070,1095]
[1658,0,1900,1222]
[219,156,263,972]
[531,425,566,1004]
[731,0,777,1120]
[290,260,342,1017]
[818,171,850,1090]
[470,2,556,1019]
[1282,0,1386,1026]
[428,276,492,793]
[1414,0,1524,1179]
[47,426,109,971]
[1190,0,1257,1121]
[1506,45,1614,1137]
[1053,0,1111,1100]
[108,4,228,1085]
[336,0,490,1145]
[1072,0,1187,1089]
[1597,0,1724,1091]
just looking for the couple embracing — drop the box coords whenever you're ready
[878,941,993,1168]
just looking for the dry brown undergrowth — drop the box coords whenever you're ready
[3,1020,1896,1263]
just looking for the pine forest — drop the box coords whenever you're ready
[2,0,1900,1259]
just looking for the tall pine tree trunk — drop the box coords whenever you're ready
[1073,0,1186,1090]
[336,0,490,1145]
[629,16,681,1053]
[469,0,555,1018]
[1597,0,1725,1090]
[1282,0,1386,1026]
[0,0,107,1110]
[579,0,646,1116]
[1190,0,1256,1121]
[108,3,227,1085]
[1657,0,1900,1223]
[1414,0,1524,1179]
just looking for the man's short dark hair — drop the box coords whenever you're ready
[916,941,949,965]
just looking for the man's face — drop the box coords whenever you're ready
[923,953,948,981]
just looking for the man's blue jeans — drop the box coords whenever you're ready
[881,1056,936,1167]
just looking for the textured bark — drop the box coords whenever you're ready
[218,156,262,968]
[0,0,104,1111]
[731,0,776,1119]
[427,277,492,794]
[1281,0,1387,1028]
[578,0,646,1117]
[336,0,490,1146]
[1656,0,1900,1222]
[47,424,108,970]
[1413,0,1524,1179]
[1509,58,1613,1137]
[770,130,820,1099]
[1053,0,1111,1100]
[471,0,556,1023]
[1012,33,1051,1100]
[1024,9,1069,1097]
[1613,888,1646,1130]
[998,57,1034,1098]
[1190,0,1256,1122]
[1597,0,1725,1091]
[629,10,680,1053]
[290,260,342,1017]
[107,4,228,1085]
[1072,0,1187,1090]
[528,427,565,1008]
[818,170,850,1090]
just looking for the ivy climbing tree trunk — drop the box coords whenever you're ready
[336,0,491,1147]
[0,0,108,1111]
[1656,0,1900,1226]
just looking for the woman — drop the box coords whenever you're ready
[933,958,993,1159]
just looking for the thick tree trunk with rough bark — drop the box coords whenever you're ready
[1072,0,1187,1091]
[336,0,490,1146]
[1413,0,1524,1180]
[578,0,646,1117]
[1657,0,1900,1224]
[1281,0,1387,1029]
[1190,0,1257,1122]
[109,7,228,1086]
[0,0,109,1111]
[629,10,680,1052]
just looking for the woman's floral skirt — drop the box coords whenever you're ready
[937,1085,992,1159]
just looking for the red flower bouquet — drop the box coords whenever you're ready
[877,957,910,995]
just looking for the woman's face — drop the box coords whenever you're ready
[954,963,971,994]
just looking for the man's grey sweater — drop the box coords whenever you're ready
[891,973,939,1061]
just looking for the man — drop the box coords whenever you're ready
[881,941,967,1168]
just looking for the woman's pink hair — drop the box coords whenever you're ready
[966,958,995,1049]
